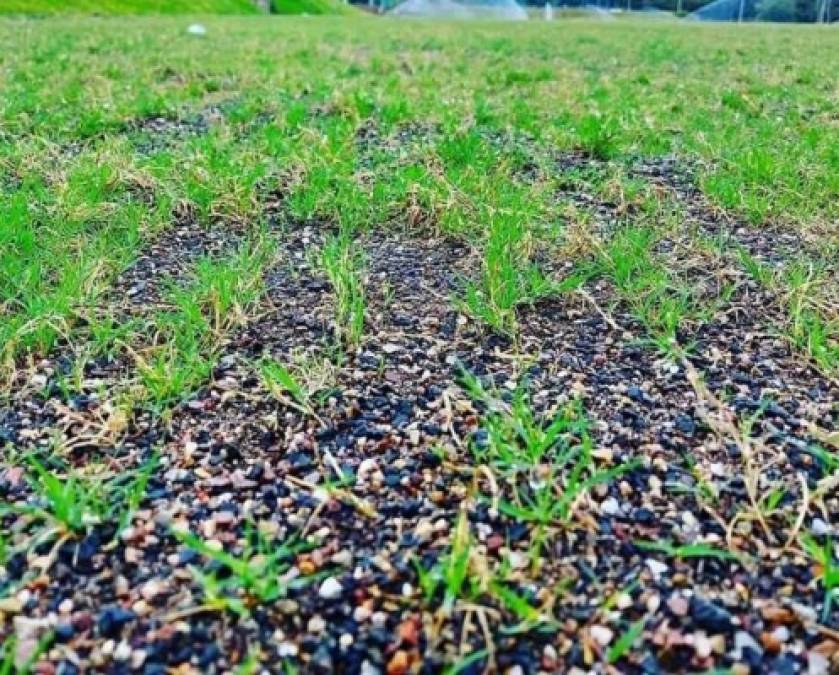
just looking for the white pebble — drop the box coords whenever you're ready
[318,577,343,600]
[508,551,528,570]
[278,642,298,657]
[131,649,147,669]
[307,615,326,633]
[807,651,829,675]
[811,518,830,536]
[114,641,132,662]
[646,559,668,579]
[141,580,164,602]
[600,497,621,516]
[771,626,790,643]
[590,625,614,646]
[353,606,371,622]
[357,459,379,482]
[330,550,353,567]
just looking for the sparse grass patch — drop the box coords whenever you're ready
[174,522,312,617]
[0,453,157,569]
[258,350,336,423]
[594,224,715,356]
[461,370,637,560]
[133,233,276,410]
[315,232,366,349]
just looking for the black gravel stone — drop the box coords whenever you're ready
[674,414,696,435]
[690,597,734,633]
[55,623,75,642]
[97,606,136,638]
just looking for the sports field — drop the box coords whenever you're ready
[0,13,836,673]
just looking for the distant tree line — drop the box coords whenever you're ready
[357,0,836,20]
[515,0,837,20]
[643,0,836,20]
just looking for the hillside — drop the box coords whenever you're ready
[0,0,259,14]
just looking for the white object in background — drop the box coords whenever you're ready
[544,1,553,19]
[187,24,207,36]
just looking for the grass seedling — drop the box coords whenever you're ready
[175,522,312,617]
[415,511,476,617]
[634,539,742,562]
[317,232,366,348]
[258,350,336,423]
[0,455,157,575]
[460,370,638,559]
[607,617,646,664]
[737,248,775,289]
[489,581,552,630]
[0,454,157,557]
[800,535,838,623]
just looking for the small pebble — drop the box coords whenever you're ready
[590,625,613,646]
[318,577,343,600]
[600,497,621,516]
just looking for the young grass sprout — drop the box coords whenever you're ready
[415,511,477,617]
[0,453,157,571]
[800,535,838,624]
[317,232,366,348]
[258,353,335,425]
[460,369,638,560]
[174,522,313,618]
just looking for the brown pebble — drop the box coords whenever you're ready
[486,534,504,552]
[71,612,94,632]
[759,632,782,654]
[298,559,317,575]
[397,617,420,647]
[760,604,795,624]
[386,650,409,675]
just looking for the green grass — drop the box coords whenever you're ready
[461,370,637,561]
[175,523,312,617]
[0,0,259,14]
[271,0,357,14]
[316,232,367,349]
[130,232,275,410]
[0,16,835,377]
[415,511,477,617]
[800,534,838,623]
[0,453,157,570]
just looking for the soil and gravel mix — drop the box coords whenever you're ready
[0,150,836,675]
